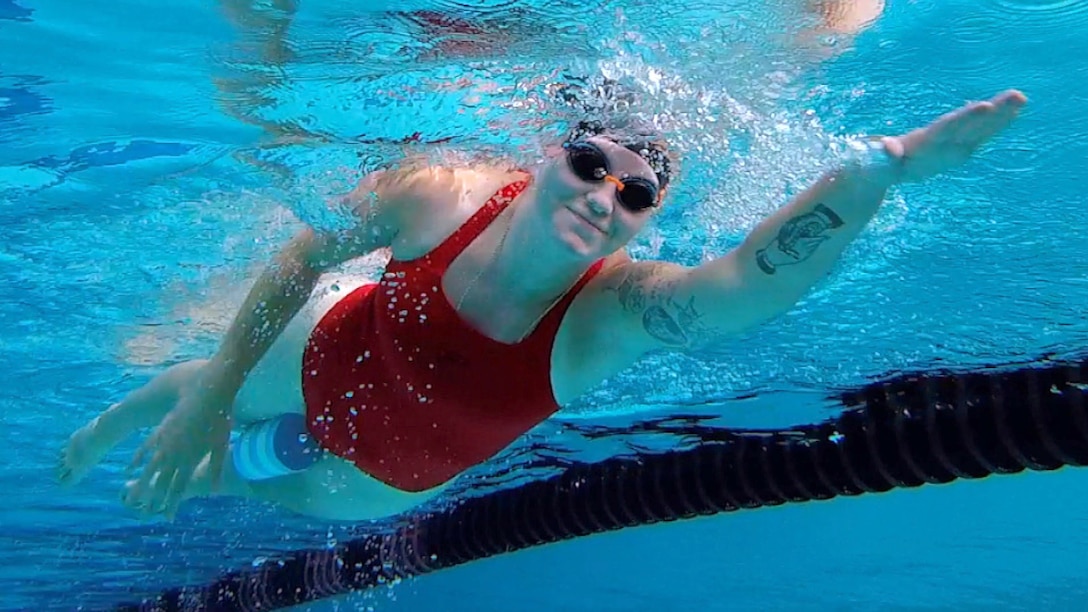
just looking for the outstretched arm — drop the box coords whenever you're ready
[685,90,1026,339]
[125,169,415,516]
[676,144,895,339]
[581,155,893,353]
[206,172,403,393]
[577,90,1027,359]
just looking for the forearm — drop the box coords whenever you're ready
[199,170,406,396]
[725,163,895,315]
[204,230,327,396]
[651,91,1022,347]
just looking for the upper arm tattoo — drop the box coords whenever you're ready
[604,264,715,348]
[755,203,844,275]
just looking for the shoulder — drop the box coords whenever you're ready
[353,162,527,215]
[352,160,531,259]
[550,257,696,403]
[357,155,527,201]
[573,258,696,349]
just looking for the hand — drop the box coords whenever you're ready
[881,89,1028,184]
[124,360,235,519]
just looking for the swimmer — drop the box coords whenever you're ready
[60,89,1027,521]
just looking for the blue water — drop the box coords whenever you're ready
[3,0,1088,609]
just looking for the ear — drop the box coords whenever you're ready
[656,185,669,205]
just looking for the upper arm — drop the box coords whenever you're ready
[301,165,444,270]
[569,255,755,359]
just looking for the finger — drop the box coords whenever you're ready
[122,479,141,510]
[162,474,189,520]
[207,446,227,494]
[975,93,1024,125]
[945,101,998,139]
[938,90,1022,140]
[992,92,1027,126]
[130,450,171,508]
[991,89,1028,109]
[963,91,1026,133]
[147,465,180,515]
[161,462,195,516]
[153,469,191,517]
[944,103,1018,150]
[968,104,1023,145]
[127,435,157,476]
[57,448,71,482]
[123,470,158,511]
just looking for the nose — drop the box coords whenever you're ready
[586,182,617,216]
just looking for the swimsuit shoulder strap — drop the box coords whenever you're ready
[422,175,531,269]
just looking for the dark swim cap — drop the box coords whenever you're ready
[549,77,674,189]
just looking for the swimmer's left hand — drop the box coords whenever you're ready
[877,89,1028,185]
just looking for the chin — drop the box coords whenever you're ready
[563,237,600,259]
[554,209,606,258]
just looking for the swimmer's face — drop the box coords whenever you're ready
[538,136,664,257]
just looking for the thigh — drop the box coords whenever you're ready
[250,454,446,521]
[232,273,373,424]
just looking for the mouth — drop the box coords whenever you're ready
[567,207,606,234]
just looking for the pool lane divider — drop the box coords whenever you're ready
[119,355,1088,611]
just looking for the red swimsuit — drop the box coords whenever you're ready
[302,179,604,492]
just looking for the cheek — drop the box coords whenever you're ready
[610,210,650,243]
[540,166,584,201]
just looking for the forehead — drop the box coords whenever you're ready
[585,136,659,186]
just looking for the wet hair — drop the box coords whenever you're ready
[563,119,675,190]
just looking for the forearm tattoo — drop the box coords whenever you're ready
[606,264,713,347]
[755,203,844,275]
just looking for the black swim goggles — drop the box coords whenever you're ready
[563,140,661,212]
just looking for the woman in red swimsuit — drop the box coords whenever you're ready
[60,90,1026,521]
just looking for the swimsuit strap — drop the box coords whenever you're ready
[422,176,531,270]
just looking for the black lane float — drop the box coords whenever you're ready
[120,356,1088,611]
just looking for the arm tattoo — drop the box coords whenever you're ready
[643,296,707,346]
[755,203,844,275]
[606,264,713,347]
[609,263,662,314]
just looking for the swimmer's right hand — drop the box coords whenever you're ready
[123,359,235,519]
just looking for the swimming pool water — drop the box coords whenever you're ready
[3,0,1088,609]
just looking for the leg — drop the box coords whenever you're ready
[175,274,445,519]
[239,454,446,521]
[231,273,371,424]
[176,443,445,521]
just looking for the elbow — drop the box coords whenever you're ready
[744,279,811,320]
[281,228,333,276]
[724,274,811,333]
